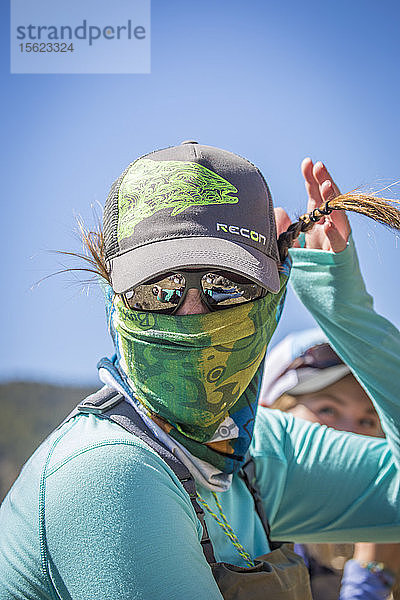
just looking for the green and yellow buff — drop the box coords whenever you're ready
[106,264,290,474]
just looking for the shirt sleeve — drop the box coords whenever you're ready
[252,407,400,543]
[252,237,400,543]
[289,236,400,468]
[45,440,223,600]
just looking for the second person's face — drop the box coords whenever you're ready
[288,374,383,437]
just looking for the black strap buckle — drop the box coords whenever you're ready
[77,390,124,414]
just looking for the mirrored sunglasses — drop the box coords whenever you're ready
[121,270,267,314]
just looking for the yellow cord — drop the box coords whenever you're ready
[197,492,255,568]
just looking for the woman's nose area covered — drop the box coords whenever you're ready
[175,288,210,315]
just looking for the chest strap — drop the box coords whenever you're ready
[238,456,271,542]
[72,387,278,560]
[73,387,216,564]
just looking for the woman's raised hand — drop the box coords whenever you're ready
[274,158,351,253]
[300,158,351,253]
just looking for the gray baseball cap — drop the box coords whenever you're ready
[103,141,280,294]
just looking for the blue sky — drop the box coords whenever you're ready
[2,0,400,384]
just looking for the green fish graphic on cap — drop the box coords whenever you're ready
[117,158,239,242]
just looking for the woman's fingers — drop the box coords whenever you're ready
[301,157,322,212]
[313,161,341,198]
[303,159,351,250]
[318,171,351,245]
[323,220,348,252]
[282,158,351,254]
[301,158,350,252]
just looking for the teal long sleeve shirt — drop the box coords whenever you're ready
[1,238,399,600]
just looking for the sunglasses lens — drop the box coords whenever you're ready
[122,271,266,312]
[201,272,265,308]
[123,274,185,312]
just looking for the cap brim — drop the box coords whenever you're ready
[262,364,351,405]
[290,365,351,395]
[109,236,280,294]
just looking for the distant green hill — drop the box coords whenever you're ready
[0,381,96,501]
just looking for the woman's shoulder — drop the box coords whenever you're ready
[49,411,159,466]
[49,412,184,487]
[3,411,186,514]
[0,412,201,600]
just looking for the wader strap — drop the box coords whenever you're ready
[239,454,285,550]
[73,387,217,564]
[239,455,271,542]
[60,386,122,426]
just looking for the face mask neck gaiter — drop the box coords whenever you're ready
[109,264,290,474]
